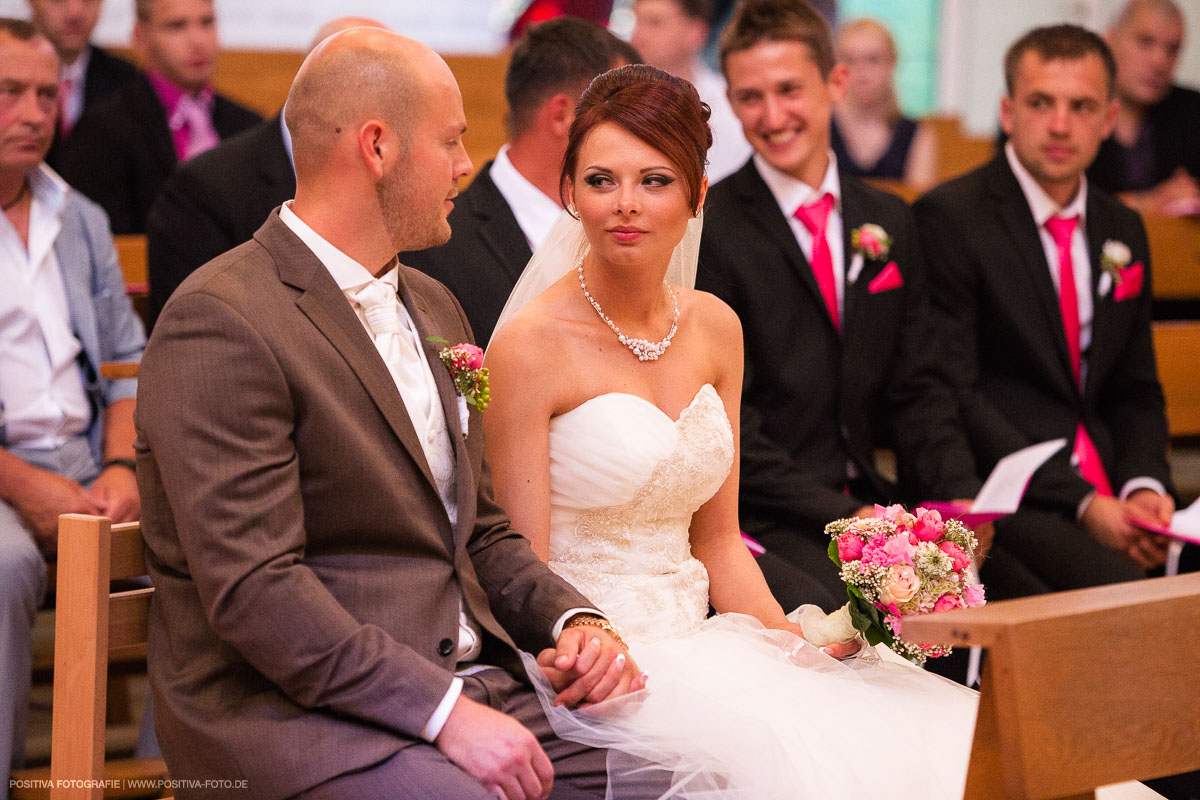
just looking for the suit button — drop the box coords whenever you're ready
[437,638,455,657]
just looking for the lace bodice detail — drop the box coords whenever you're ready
[547,384,734,643]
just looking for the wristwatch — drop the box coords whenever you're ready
[101,457,137,473]
[563,614,628,651]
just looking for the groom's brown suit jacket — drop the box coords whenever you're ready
[135,211,594,800]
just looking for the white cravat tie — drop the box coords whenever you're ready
[348,279,457,522]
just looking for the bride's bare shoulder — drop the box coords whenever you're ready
[679,286,742,341]
[486,284,583,371]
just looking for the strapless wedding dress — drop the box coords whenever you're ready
[524,384,979,799]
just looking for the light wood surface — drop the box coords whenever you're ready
[903,573,1200,799]
[1144,215,1200,301]
[44,516,169,800]
[1153,321,1200,437]
[113,236,147,295]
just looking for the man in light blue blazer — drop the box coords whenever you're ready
[0,19,145,786]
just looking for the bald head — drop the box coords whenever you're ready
[307,16,388,53]
[1111,0,1183,29]
[285,28,453,178]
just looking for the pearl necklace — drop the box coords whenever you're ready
[577,251,679,362]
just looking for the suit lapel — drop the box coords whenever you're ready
[129,77,178,174]
[53,203,99,371]
[1083,192,1113,399]
[731,162,837,333]
[260,215,441,494]
[988,158,1078,394]
[471,164,533,284]
[839,178,868,331]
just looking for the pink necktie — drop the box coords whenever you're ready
[794,193,840,331]
[1045,215,1113,496]
[170,91,220,161]
[58,77,74,137]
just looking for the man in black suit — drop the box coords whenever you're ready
[27,0,140,169]
[696,0,986,610]
[59,0,260,233]
[1093,0,1200,217]
[914,25,1176,591]
[145,17,385,323]
[403,17,639,346]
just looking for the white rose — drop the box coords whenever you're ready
[1103,240,1131,266]
[795,603,858,646]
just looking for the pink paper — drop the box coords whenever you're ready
[920,502,1004,529]
[1127,516,1200,546]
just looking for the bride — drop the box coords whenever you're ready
[484,64,977,799]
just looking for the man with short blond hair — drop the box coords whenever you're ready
[59,0,260,233]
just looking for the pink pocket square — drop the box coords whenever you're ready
[868,262,903,294]
[1114,262,1144,301]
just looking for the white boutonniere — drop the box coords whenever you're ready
[1099,239,1131,296]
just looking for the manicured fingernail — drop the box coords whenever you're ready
[615,653,626,669]
[591,637,602,648]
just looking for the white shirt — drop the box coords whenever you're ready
[692,64,753,183]
[488,144,566,250]
[755,151,847,314]
[0,164,91,449]
[58,48,90,132]
[278,203,599,740]
[1004,144,1164,506]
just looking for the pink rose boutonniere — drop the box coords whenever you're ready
[851,223,892,261]
[427,337,491,437]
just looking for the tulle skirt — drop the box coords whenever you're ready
[523,609,978,799]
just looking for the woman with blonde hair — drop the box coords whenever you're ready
[831,18,938,189]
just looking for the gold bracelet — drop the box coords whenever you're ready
[563,614,628,651]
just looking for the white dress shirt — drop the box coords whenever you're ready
[488,144,567,251]
[58,48,90,133]
[755,151,847,314]
[0,164,91,449]
[692,64,753,183]
[1005,144,1165,506]
[278,203,599,740]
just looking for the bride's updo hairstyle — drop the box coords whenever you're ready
[560,64,713,217]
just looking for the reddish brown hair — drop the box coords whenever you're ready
[560,64,712,215]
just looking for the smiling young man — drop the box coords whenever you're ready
[58,0,260,233]
[695,0,991,613]
[914,25,1181,593]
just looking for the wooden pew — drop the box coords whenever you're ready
[1152,321,1200,437]
[113,236,147,296]
[926,115,996,184]
[1144,215,1200,302]
[903,574,1200,799]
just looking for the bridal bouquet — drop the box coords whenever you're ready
[823,504,986,664]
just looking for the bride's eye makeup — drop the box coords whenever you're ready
[583,171,615,188]
[643,174,675,187]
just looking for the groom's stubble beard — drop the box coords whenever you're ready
[374,154,454,254]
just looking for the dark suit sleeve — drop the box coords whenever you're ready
[139,290,457,739]
[1097,219,1173,492]
[147,167,236,320]
[59,108,138,234]
[878,204,981,502]
[913,194,1094,513]
[696,250,865,528]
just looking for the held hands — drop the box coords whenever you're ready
[535,625,646,708]
[435,695,554,800]
[13,468,103,553]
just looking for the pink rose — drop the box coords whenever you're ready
[933,593,965,613]
[879,565,920,605]
[881,534,916,566]
[837,532,864,562]
[964,583,986,607]
[938,540,971,572]
[859,536,888,566]
[913,509,945,542]
[453,343,485,370]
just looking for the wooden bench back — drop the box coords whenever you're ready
[903,573,1200,799]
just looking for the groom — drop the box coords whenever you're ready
[136,29,643,800]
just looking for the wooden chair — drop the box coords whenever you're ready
[1152,321,1200,437]
[903,573,1200,799]
[45,514,169,800]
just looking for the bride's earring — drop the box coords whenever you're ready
[567,203,577,215]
